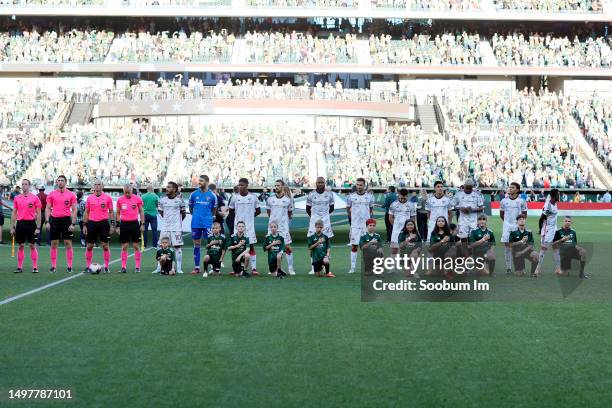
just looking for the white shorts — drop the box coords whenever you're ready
[350,225,367,246]
[267,227,292,245]
[457,220,477,239]
[501,225,518,243]
[159,231,184,247]
[390,223,404,247]
[307,216,334,238]
[540,225,556,245]
[236,221,257,244]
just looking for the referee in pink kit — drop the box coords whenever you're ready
[45,175,77,273]
[10,179,42,273]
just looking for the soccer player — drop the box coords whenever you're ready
[45,175,77,273]
[426,181,453,239]
[156,237,176,275]
[306,177,334,275]
[346,178,374,274]
[158,181,186,274]
[509,214,539,277]
[228,178,260,275]
[534,188,561,277]
[452,179,484,256]
[398,219,421,277]
[116,184,145,273]
[263,221,287,278]
[266,180,295,274]
[203,222,226,278]
[500,182,528,275]
[389,188,416,259]
[468,215,496,276]
[227,221,251,277]
[82,180,114,274]
[308,219,333,278]
[553,216,587,278]
[189,175,217,274]
[10,179,42,273]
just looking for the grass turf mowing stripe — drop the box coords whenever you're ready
[0,244,159,306]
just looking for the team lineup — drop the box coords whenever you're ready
[9,174,588,279]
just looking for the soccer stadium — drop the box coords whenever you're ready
[1,0,612,406]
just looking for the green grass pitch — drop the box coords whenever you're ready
[1,212,612,407]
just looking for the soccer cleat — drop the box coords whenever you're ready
[135,268,141,273]
[288,269,296,276]
[580,272,590,279]
[120,268,127,273]
[242,271,251,278]
[49,267,56,273]
[252,270,260,276]
[221,262,225,268]
[32,268,39,274]
[506,269,512,276]
[67,267,72,273]
[278,269,287,277]
[490,271,497,277]
[151,269,159,273]
[104,267,110,273]
[348,269,355,274]
[191,268,200,275]
[325,272,336,278]
[229,272,236,276]
[202,272,209,278]
[14,268,23,274]
[177,270,184,274]
[308,269,315,275]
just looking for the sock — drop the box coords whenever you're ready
[85,248,93,267]
[156,261,161,272]
[194,246,201,269]
[134,250,141,269]
[103,248,111,267]
[203,261,209,273]
[538,249,546,268]
[121,250,128,268]
[504,246,513,271]
[31,247,38,269]
[17,247,25,268]
[488,260,496,274]
[175,248,182,272]
[250,249,256,271]
[50,246,58,268]
[66,247,73,268]
[310,257,314,271]
[350,249,357,270]
[553,249,561,269]
[286,248,294,270]
[324,263,330,274]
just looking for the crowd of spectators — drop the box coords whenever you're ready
[572,95,612,172]
[493,0,602,12]
[370,32,483,65]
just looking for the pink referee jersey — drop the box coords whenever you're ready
[86,193,113,222]
[117,195,143,221]
[47,189,77,218]
[14,193,42,221]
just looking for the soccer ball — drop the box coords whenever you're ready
[89,263,102,273]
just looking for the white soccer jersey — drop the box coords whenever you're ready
[453,190,484,225]
[266,194,293,243]
[158,196,185,232]
[347,191,374,228]
[389,200,416,243]
[306,190,334,237]
[540,199,558,243]
[229,192,259,242]
[500,196,527,228]
[426,194,453,234]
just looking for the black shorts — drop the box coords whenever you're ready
[15,220,37,244]
[119,221,141,244]
[561,247,581,270]
[49,216,74,241]
[232,260,244,274]
[312,259,325,273]
[86,220,111,243]
[207,258,221,272]
[160,258,173,274]
[0,212,4,226]
[268,258,279,273]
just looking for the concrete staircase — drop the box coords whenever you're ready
[416,103,440,135]
[65,103,93,127]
